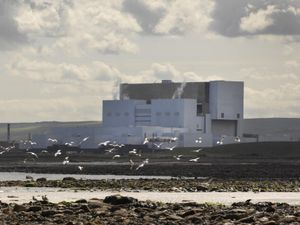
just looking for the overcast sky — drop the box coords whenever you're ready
[1,0,300,122]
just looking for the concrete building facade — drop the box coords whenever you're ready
[101,80,244,147]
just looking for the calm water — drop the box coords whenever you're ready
[0,172,174,181]
[0,187,300,205]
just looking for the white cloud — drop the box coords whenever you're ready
[245,85,300,117]
[154,0,214,35]
[240,5,277,33]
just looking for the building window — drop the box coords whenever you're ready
[116,112,121,116]
[165,112,170,116]
[221,113,224,118]
[124,112,129,116]
[237,113,240,119]
[106,112,112,116]
[197,103,203,116]
[156,112,161,116]
[174,112,179,116]
[146,100,151,104]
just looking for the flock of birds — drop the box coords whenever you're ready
[0,135,241,172]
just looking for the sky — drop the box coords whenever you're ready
[0,0,300,122]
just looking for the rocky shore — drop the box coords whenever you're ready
[1,177,300,192]
[0,195,299,225]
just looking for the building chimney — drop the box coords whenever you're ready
[7,123,10,143]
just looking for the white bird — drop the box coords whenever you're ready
[98,141,110,146]
[153,143,163,149]
[0,151,6,155]
[174,155,183,160]
[79,137,89,145]
[195,137,202,143]
[27,152,38,159]
[78,166,83,171]
[189,157,200,162]
[62,157,69,165]
[64,141,75,147]
[105,148,116,153]
[129,159,134,170]
[136,158,149,170]
[112,154,120,159]
[234,136,241,142]
[166,145,176,151]
[129,149,137,154]
[143,138,149,145]
[54,149,62,157]
[192,148,203,153]
[170,137,178,142]
[48,138,58,143]
[41,150,48,154]
[216,136,225,145]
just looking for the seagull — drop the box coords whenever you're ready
[78,166,83,171]
[129,159,134,170]
[105,148,116,153]
[166,145,176,151]
[0,151,5,155]
[153,143,163,149]
[136,158,149,171]
[234,136,241,142]
[41,150,48,154]
[192,148,203,153]
[79,137,89,145]
[129,149,137,154]
[62,157,69,165]
[54,149,62,157]
[189,157,200,162]
[170,137,178,142]
[98,141,110,146]
[174,155,183,160]
[216,136,225,145]
[195,137,202,143]
[27,152,38,159]
[143,138,149,145]
[64,141,75,147]
[112,154,120,159]
[48,138,58,143]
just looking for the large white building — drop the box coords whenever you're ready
[101,80,244,147]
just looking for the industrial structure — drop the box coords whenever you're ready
[101,80,244,147]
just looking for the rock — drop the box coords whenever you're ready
[13,204,26,212]
[80,205,91,212]
[237,215,255,223]
[280,215,297,223]
[41,210,56,217]
[180,209,196,217]
[262,221,277,225]
[62,177,77,182]
[36,178,47,182]
[75,199,87,204]
[88,200,103,209]
[28,206,42,212]
[103,195,137,205]
[168,214,183,220]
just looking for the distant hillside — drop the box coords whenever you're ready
[243,118,300,141]
[0,121,101,141]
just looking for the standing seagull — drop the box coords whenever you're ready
[192,148,203,153]
[62,157,69,165]
[129,159,134,170]
[189,157,200,162]
[173,155,183,161]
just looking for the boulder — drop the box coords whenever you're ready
[103,195,137,205]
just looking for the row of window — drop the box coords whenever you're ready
[220,113,240,118]
[106,112,181,117]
